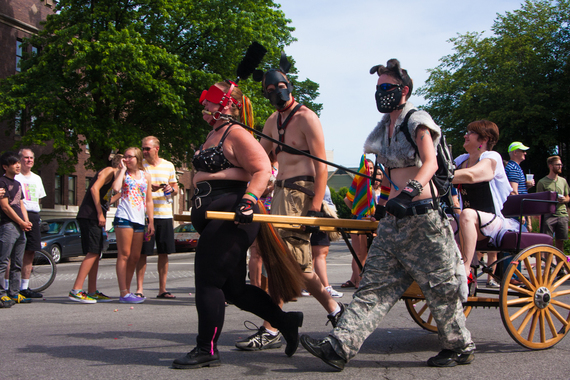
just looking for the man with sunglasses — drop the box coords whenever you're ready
[537,156,569,252]
[300,59,474,370]
[136,136,178,299]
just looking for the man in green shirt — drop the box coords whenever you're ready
[537,155,570,252]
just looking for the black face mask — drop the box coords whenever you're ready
[263,69,292,110]
[267,88,290,109]
[375,85,404,113]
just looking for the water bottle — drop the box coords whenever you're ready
[162,184,173,204]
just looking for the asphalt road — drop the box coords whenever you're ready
[2,241,569,380]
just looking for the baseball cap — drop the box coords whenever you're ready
[508,142,529,153]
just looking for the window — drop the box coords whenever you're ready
[85,177,93,192]
[14,109,24,136]
[68,176,76,205]
[54,175,63,205]
[16,40,22,73]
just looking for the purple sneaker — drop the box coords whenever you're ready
[119,293,145,304]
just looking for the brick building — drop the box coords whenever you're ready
[0,0,193,227]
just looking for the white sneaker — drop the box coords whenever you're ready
[301,289,311,297]
[326,286,344,298]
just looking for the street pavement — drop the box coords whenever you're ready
[2,241,569,380]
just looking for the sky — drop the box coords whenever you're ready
[277,0,525,168]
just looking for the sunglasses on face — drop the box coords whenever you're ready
[377,83,402,91]
[142,147,152,151]
[124,155,136,160]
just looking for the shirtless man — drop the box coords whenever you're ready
[235,64,343,352]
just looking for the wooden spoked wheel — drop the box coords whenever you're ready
[404,285,472,333]
[500,244,570,349]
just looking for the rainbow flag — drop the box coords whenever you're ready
[346,155,375,217]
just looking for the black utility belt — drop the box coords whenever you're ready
[404,199,437,216]
[193,180,247,209]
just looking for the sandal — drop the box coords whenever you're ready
[134,293,145,298]
[156,292,176,299]
[340,280,356,288]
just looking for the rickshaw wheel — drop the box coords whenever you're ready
[404,292,472,333]
[500,244,570,349]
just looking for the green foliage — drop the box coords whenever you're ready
[0,0,322,172]
[330,187,351,219]
[418,0,570,178]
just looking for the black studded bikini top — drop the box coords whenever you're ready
[192,122,238,173]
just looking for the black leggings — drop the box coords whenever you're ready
[191,189,289,352]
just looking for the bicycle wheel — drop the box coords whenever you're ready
[29,250,57,292]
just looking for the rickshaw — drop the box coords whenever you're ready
[402,191,570,350]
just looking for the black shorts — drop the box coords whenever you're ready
[142,218,175,255]
[25,212,42,251]
[78,218,104,255]
[310,230,330,247]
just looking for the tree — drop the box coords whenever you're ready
[0,0,322,172]
[330,187,351,220]
[418,0,570,178]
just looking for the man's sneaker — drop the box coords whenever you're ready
[486,279,500,288]
[300,335,346,371]
[88,290,112,302]
[326,286,343,298]
[235,326,283,351]
[427,349,475,367]
[10,293,32,304]
[326,302,345,328]
[301,289,311,296]
[119,293,145,304]
[20,288,43,298]
[0,296,15,308]
[68,290,97,304]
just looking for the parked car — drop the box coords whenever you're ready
[173,223,199,252]
[106,226,117,252]
[40,219,83,263]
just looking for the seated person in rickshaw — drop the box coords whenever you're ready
[453,120,519,286]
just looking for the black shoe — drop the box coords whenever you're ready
[427,349,475,367]
[280,311,303,357]
[172,347,221,369]
[300,335,346,371]
[20,288,43,299]
[326,302,345,328]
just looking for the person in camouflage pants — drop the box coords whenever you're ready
[300,59,475,370]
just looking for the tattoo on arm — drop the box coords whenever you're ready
[420,130,430,141]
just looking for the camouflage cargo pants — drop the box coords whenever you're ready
[329,209,475,360]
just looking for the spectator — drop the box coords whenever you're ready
[0,152,33,306]
[113,148,154,304]
[342,157,375,289]
[537,156,569,252]
[14,148,46,299]
[68,154,121,303]
[312,186,343,298]
[136,136,178,299]
[505,141,535,231]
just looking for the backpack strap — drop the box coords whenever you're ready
[399,109,418,155]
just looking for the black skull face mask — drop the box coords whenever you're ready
[375,84,404,113]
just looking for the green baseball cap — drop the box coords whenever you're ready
[508,142,529,153]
